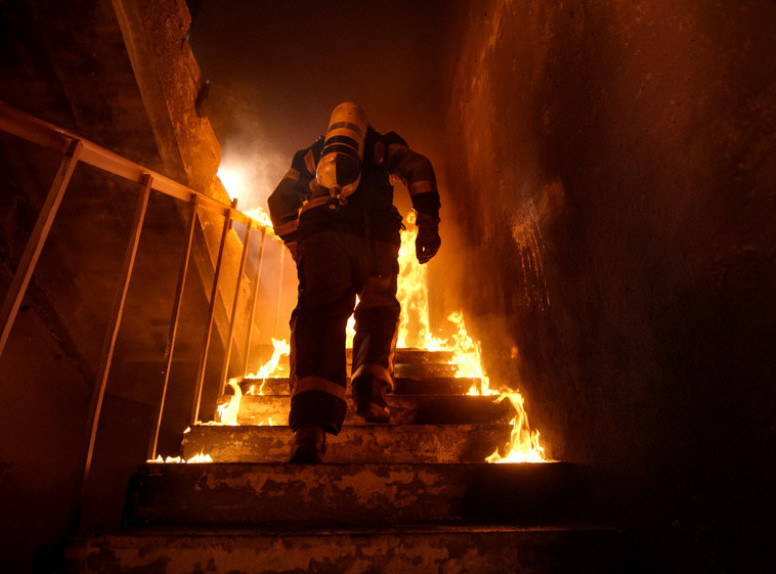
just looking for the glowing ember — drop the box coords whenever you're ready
[147,452,214,464]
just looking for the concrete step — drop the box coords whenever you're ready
[182,424,512,464]
[240,376,481,396]
[248,361,458,380]
[124,462,579,528]
[224,394,515,426]
[268,349,455,366]
[67,525,641,573]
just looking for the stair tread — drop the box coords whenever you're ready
[126,462,577,527]
[183,423,514,463]
[240,376,483,396]
[69,523,639,574]
[84,523,619,537]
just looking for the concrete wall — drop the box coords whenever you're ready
[0,1,252,570]
[444,0,775,568]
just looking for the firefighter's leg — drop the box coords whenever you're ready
[289,232,356,445]
[351,239,400,423]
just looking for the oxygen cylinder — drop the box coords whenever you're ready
[315,102,368,199]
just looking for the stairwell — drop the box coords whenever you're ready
[67,349,640,573]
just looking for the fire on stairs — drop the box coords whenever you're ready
[64,211,640,573]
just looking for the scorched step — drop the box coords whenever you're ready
[224,394,515,426]
[67,525,641,574]
[239,376,482,396]
[124,462,579,527]
[182,423,512,464]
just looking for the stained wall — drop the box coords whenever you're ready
[444,1,776,567]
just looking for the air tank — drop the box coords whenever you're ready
[315,102,368,199]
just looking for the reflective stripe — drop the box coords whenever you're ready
[409,180,436,196]
[350,362,394,391]
[293,376,347,400]
[274,219,299,237]
[304,149,317,174]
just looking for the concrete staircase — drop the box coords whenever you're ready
[67,349,638,573]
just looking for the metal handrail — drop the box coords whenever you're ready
[0,100,285,531]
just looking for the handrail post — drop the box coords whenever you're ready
[147,195,198,460]
[242,229,266,377]
[0,139,82,360]
[218,221,253,395]
[190,201,234,424]
[80,173,153,525]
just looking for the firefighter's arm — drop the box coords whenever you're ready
[383,133,441,263]
[268,149,314,259]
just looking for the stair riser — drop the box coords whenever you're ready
[251,361,458,378]
[182,425,512,464]
[69,528,636,574]
[126,463,577,527]
[240,377,481,396]
[223,395,515,426]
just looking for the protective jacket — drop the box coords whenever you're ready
[268,128,440,246]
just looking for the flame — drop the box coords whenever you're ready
[217,165,276,235]
[245,338,290,396]
[395,214,548,463]
[346,298,357,348]
[216,378,242,425]
[396,213,436,349]
[485,393,546,463]
[147,452,214,464]
[243,206,276,235]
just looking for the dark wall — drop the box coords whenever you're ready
[445,0,776,567]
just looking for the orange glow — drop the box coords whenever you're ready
[243,205,276,235]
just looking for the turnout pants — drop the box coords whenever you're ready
[289,230,400,433]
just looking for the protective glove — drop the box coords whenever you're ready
[415,214,441,264]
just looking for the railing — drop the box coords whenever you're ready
[0,100,288,528]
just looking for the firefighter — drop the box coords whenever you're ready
[268,102,441,463]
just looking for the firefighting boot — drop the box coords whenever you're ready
[289,426,327,464]
[352,376,391,423]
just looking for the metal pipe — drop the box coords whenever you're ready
[190,204,233,424]
[81,173,153,504]
[218,221,253,394]
[147,195,199,460]
[0,139,82,360]
[242,229,266,378]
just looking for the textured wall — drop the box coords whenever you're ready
[445,0,775,565]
